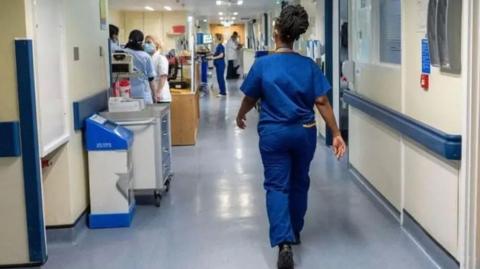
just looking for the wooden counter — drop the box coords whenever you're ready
[170,89,200,146]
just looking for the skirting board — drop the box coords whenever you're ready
[403,211,460,269]
[46,210,88,245]
[348,164,401,221]
[348,164,459,269]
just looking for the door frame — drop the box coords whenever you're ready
[463,0,480,268]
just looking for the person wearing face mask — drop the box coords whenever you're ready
[144,35,172,102]
[124,30,157,104]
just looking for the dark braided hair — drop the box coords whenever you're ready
[125,29,144,51]
[275,5,309,44]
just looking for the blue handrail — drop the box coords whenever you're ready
[0,122,21,157]
[73,90,109,131]
[343,90,462,160]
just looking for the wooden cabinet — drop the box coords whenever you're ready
[170,89,200,146]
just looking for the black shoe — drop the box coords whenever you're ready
[292,232,301,245]
[277,244,294,269]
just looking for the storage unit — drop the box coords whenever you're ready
[150,104,173,188]
[85,114,135,229]
[171,89,200,146]
[101,104,173,207]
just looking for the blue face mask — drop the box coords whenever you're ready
[144,43,156,55]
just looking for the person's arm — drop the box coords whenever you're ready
[236,96,258,129]
[315,96,347,159]
[210,52,224,60]
[155,75,168,101]
[149,79,157,100]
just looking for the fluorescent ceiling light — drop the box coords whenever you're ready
[233,12,238,15]
[218,12,223,15]
[237,0,243,5]
[164,6,172,11]
[203,19,208,22]
[145,6,155,11]
[216,1,222,5]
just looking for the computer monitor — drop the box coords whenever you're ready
[203,34,213,44]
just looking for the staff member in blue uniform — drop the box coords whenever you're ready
[124,30,157,104]
[209,33,227,96]
[236,5,346,269]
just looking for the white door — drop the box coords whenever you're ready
[33,0,70,157]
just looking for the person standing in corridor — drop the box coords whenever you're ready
[209,33,227,97]
[226,31,242,79]
[236,5,347,269]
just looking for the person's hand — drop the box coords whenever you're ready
[155,91,162,102]
[236,114,247,129]
[332,135,346,160]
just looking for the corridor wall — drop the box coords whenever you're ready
[108,10,188,52]
[347,0,465,260]
[42,0,110,227]
[0,0,33,265]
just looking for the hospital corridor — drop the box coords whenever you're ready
[1,0,480,269]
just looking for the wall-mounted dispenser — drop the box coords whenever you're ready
[427,0,462,74]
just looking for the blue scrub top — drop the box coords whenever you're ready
[124,48,156,104]
[213,44,225,66]
[241,53,331,125]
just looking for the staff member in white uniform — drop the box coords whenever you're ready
[226,31,241,79]
[145,35,172,102]
[124,30,157,104]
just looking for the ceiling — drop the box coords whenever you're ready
[109,0,278,21]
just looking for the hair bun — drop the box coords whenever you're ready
[276,4,309,43]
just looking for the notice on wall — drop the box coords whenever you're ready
[99,0,107,30]
[416,0,429,33]
[421,38,431,74]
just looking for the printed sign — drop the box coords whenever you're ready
[421,38,431,74]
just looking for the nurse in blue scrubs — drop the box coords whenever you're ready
[124,30,157,104]
[209,33,227,96]
[236,5,346,269]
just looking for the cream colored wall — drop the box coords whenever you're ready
[42,0,110,227]
[109,9,126,42]
[0,0,32,265]
[110,10,187,52]
[349,108,402,210]
[401,0,462,256]
[404,140,460,254]
[348,0,464,259]
[349,63,403,211]
[403,3,462,134]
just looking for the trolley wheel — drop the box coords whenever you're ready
[154,191,162,207]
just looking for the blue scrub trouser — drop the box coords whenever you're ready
[215,62,226,95]
[259,123,317,247]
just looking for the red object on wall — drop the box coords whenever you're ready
[420,74,429,90]
[172,25,186,34]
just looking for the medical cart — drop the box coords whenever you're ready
[85,114,135,229]
[101,104,173,207]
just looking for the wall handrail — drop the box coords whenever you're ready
[343,90,462,160]
[73,90,109,131]
[0,122,22,157]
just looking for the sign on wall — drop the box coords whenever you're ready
[99,0,107,30]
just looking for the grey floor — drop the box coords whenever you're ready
[28,81,436,269]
